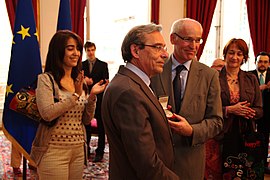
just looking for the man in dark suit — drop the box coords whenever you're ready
[82,41,109,162]
[102,24,179,179]
[150,18,223,179]
[250,51,270,172]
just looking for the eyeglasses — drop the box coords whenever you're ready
[174,33,203,44]
[139,44,167,52]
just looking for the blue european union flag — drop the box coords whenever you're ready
[57,0,72,31]
[2,0,42,163]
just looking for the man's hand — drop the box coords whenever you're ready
[84,76,93,85]
[168,113,193,136]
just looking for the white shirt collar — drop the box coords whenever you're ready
[126,63,151,87]
[256,70,266,77]
[171,55,192,71]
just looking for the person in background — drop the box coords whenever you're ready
[102,24,179,180]
[204,58,226,180]
[30,30,108,179]
[219,38,263,179]
[82,41,109,162]
[249,51,270,173]
[150,18,223,179]
[211,58,226,71]
[11,146,36,177]
[11,146,23,176]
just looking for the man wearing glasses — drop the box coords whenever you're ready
[151,18,223,179]
[102,24,179,179]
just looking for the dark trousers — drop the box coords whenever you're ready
[262,131,270,167]
[95,115,105,155]
[257,117,270,167]
[86,120,105,157]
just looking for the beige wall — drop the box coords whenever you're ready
[39,0,185,65]
[160,0,185,54]
[40,0,60,65]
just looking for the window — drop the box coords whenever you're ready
[0,1,12,110]
[200,0,255,70]
[84,0,151,79]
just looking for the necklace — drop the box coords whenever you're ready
[226,72,238,85]
[227,77,238,84]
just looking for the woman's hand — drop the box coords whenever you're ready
[74,71,84,96]
[90,79,109,96]
[227,101,256,119]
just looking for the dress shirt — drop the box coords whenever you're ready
[257,70,266,84]
[126,63,153,94]
[88,59,96,73]
[171,56,191,99]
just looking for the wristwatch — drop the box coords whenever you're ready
[73,92,80,99]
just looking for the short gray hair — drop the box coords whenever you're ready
[121,24,163,62]
[170,18,203,34]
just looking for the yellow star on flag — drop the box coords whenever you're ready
[6,84,14,97]
[34,28,39,42]
[12,35,15,44]
[17,25,31,40]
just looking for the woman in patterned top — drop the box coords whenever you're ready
[219,38,263,179]
[30,30,108,180]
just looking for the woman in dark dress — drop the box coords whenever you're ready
[219,38,263,179]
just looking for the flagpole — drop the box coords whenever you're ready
[23,157,27,180]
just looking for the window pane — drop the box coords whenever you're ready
[200,0,255,70]
[0,1,12,110]
[85,0,150,79]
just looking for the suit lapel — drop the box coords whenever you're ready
[161,58,173,98]
[266,69,270,83]
[252,70,259,83]
[83,60,90,75]
[180,60,200,113]
[219,68,230,104]
[238,70,246,101]
[91,59,100,74]
[119,66,167,120]
[253,69,270,84]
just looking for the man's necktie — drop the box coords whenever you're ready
[173,65,185,113]
[89,62,94,73]
[259,73,264,85]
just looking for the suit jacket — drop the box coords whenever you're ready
[102,66,179,180]
[82,58,109,86]
[219,68,263,165]
[249,69,269,129]
[220,68,263,133]
[82,58,109,118]
[151,58,223,180]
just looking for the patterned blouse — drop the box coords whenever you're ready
[49,90,87,146]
